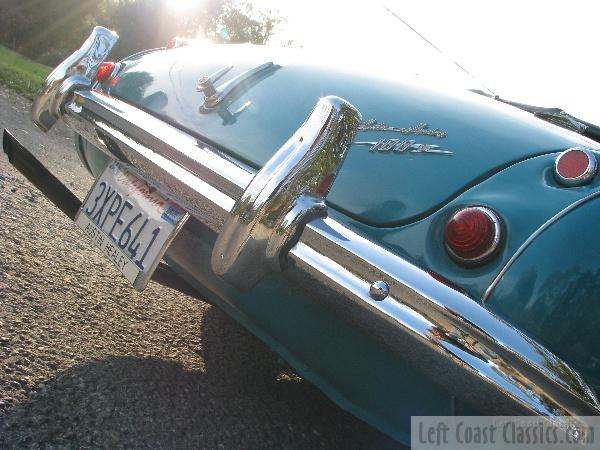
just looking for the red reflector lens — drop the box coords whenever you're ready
[557,149,589,178]
[445,207,501,264]
[554,148,597,186]
[96,62,116,84]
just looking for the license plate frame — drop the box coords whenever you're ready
[75,160,188,290]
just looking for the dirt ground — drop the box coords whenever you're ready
[0,87,404,449]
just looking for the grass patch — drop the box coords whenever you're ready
[0,45,50,99]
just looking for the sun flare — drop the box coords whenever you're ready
[165,0,205,13]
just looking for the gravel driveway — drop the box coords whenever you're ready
[0,87,403,449]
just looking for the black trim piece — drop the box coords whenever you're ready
[3,129,82,220]
[75,133,94,176]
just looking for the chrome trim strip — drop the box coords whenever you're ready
[483,189,600,302]
[57,87,600,420]
[535,110,590,134]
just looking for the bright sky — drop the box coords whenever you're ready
[167,0,600,124]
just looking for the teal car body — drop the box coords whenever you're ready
[487,197,600,398]
[102,44,600,296]
[17,28,600,445]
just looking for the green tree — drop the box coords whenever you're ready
[0,0,283,65]
[203,0,282,45]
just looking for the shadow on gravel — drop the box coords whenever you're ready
[0,87,405,449]
[0,306,404,450]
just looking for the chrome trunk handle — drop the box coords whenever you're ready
[211,96,361,290]
[198,62,276,109]
[31,26,118,132]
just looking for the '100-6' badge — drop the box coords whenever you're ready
[356,120,453,155]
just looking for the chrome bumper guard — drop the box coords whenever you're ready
[30,28,600,420]
[31,27,118,132]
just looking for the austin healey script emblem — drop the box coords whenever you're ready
[358,120,447,138]
[356,120,453,155]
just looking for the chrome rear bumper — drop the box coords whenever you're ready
[29,28,600,421]
[60,89,600,419]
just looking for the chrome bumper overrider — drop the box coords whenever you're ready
[31,28,600,421]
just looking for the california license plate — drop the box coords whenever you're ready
[75,161,188,290]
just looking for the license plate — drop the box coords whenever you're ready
[75,161,188,290]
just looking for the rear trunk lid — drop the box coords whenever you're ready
[107,44,596,226]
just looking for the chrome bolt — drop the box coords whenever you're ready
[369,280,389,300]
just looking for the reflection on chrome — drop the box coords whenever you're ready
[31,26,119,132]
[291,217,600,421]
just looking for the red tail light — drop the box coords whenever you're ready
[166,37,190,49]
[444,206,502,265]
[95,62,116,84]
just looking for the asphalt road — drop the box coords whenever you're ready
[0,87,404,449]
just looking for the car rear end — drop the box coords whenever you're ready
[5,26,600,444]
